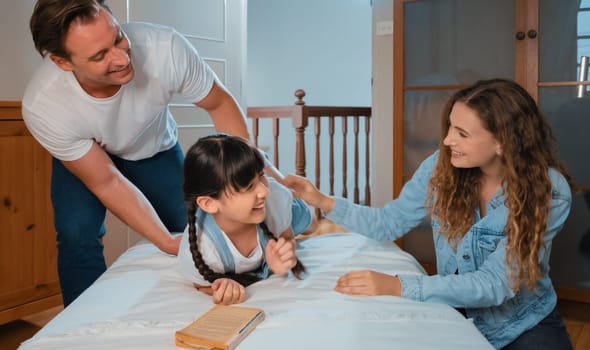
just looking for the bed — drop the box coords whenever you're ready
[19,232,492,350]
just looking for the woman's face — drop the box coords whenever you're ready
[443,102,503,174]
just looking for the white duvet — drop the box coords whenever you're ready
[19,233,492,350]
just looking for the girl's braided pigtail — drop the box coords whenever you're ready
[260,221,306,279]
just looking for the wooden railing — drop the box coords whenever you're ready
[247,89,372,209]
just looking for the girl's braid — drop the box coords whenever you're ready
[259,221,306,279]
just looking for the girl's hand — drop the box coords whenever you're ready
[334,270,402,296]
[283,174,334,213]
[211,278,247,305]
[265,237,297,275]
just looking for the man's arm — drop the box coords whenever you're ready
[62,142,180,255]
[195,81,250,140]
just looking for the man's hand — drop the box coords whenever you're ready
[334,270,402,296]
[210,278,247,305]
[265,237,297,275]
[160,235,182,255]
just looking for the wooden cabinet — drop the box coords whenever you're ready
[0,101,62,324]
[393,0,590,301]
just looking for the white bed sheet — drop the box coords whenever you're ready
[19,233,492,350]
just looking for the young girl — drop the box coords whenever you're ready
[178,134,316,305]
[284,79,573,350]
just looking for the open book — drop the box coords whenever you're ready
[175,305,265,350]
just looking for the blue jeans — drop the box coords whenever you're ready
[502,305,573,350]
[51,143,186,306]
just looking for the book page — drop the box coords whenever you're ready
[185,308,259,340]
[177,305,265,348]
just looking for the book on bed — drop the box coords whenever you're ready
[175,305,265,350]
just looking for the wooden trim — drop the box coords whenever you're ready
[514,0,540,101]
[393,0,404,199]
[526,0,539,102]
[538,81,590,87]
[404,84,467,91]
[0,101,23,121]
[556,287,590,304]
[0,294,62,326]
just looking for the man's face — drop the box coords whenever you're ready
[51,6,134,97]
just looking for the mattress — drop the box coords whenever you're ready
[19,232,492,349]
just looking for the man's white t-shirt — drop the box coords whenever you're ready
[22,22,215,161]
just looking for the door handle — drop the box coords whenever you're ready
[527,30,537,39]
[578,56,589,98]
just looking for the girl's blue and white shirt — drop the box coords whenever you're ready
[177,178,312,286]
[325,151,572,349]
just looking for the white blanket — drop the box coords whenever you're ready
[20,233,492,350]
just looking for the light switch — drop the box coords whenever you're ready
[376,21,393,36]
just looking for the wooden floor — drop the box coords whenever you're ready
[559,299,590,349]
[0,305,63,350]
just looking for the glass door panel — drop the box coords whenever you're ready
[402,89,454,174]
[404,0,515,87]
[539,0,580,82]
[541,88,590,185]
[539,0,590,296]
[400,0,515,269]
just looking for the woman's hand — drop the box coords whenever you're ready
[283,174,335,214]
[210,278,247,305]
[265,237,297,275]
[334,270,402,296]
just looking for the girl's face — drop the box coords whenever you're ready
[443,102,503,174]
[213,174,270,230]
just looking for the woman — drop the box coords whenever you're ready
[284,79,573,349]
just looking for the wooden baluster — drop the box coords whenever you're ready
[314,117,321,193]
[272,118,280,168]
[328,117,335,197]
[353,116,360,204]
[252,118,259,148]
[365,116,371,206]
[294,89,307,177]
[341,116,348,199]
[314,117,322,219]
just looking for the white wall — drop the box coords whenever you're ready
[247,0,372,107]
[371,0,393,207]
[0,0,40,100]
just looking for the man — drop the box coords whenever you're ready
[23,0,250,306]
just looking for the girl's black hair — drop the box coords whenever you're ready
[183,134,305,287]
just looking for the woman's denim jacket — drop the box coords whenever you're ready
[326,151,572,349]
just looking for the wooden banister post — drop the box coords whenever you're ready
[292,89,308,177]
